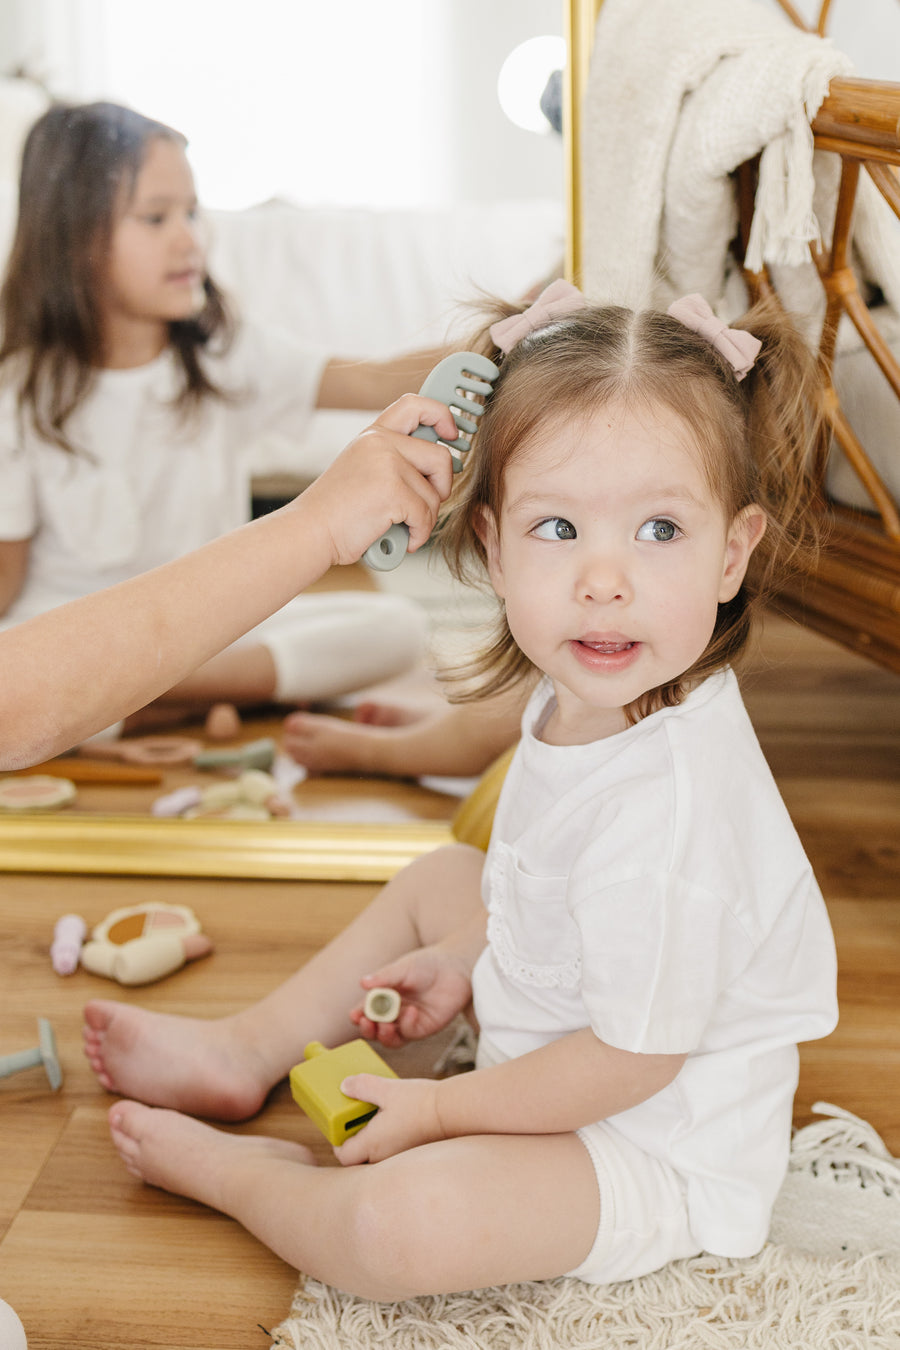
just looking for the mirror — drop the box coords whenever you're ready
[0,1,567,878]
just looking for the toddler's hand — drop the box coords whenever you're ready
[334,1074,443,1165]
[299,395,458,567]
[350,945,473,1050]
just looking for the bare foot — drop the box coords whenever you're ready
[83,1000,274,1120]
[352,701,425,728]
[108,1100,316,1205]
[280,710,394,775]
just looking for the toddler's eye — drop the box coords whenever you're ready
[637,518,679,542]
[533,518,577,541]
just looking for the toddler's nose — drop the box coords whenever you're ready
[578,550,632,605]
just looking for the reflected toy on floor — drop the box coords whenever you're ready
[78,902,212,986]
[151,767,292,820]
[289,1039,397,1146]
[0,774,77,811]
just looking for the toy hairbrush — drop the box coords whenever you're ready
[364,351,499,571]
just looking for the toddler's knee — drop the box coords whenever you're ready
[341,1166,442,1301]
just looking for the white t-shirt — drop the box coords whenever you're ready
[0,322,327,625]
[472,668,838,1257]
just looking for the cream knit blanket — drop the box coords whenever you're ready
[580,0,900,324]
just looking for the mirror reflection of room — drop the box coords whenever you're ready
[0,0,564,823]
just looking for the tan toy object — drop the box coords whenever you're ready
[0,774,77,811]
[80,902,212,986]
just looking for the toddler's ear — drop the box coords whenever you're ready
[719,504,767,603]
[475,507,504,598]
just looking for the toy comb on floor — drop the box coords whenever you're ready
[364,351,499,571]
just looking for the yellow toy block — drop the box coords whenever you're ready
[289,1039,397,1147]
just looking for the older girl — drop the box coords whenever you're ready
[84,284,837,1298]
[0,101,439,727]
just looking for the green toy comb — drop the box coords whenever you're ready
[364,351,499,571]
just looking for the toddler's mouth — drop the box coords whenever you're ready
[578,639,636,654]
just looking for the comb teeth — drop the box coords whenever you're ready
[363,349,499,571]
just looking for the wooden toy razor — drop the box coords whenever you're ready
[364,351,499,571]
[289,1039,397,1146]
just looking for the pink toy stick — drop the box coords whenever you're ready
[51,914,87,975]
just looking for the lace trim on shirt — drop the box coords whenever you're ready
[487,909,582,990]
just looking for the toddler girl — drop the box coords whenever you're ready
[83,283,837,1299]
[0,101,437,727]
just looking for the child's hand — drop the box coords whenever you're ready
[299,395,458,567]
[350,945,474,1050]
[333,1074,443,1165]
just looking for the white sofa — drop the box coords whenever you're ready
[0,178,563,484]
[205,197,564,481]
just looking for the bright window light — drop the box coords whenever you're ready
[497,35,566,135]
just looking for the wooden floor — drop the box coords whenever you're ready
[1,613,898,1350]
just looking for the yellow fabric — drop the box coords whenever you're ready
[450,743,517,852]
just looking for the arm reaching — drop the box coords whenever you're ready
[317,348,449,411]
[0,396,457,769]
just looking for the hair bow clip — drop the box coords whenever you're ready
[489,279,587,354]
[666,294,761,381]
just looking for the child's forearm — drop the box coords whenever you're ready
[434,1029,686,1138]
[318,348,449,411]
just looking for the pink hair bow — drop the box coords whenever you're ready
[666,294,761,381]
[489,278,587,354]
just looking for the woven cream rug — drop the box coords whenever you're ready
[269,1104,900,1349]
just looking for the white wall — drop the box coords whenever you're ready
[0,0,563,211]
[761,0,900,80]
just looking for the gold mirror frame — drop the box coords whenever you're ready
[0,813,455,882]
[0,6,598,883]
[564,0,602,285]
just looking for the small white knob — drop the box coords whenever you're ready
[363,987,401,1023]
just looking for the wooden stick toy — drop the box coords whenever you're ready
[15,758,164,784]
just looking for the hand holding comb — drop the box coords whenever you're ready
[364,351,499,571]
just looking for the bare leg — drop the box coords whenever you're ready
[156,643,278,706]
[84,844,486,1119]
[108,1102,600,1299]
